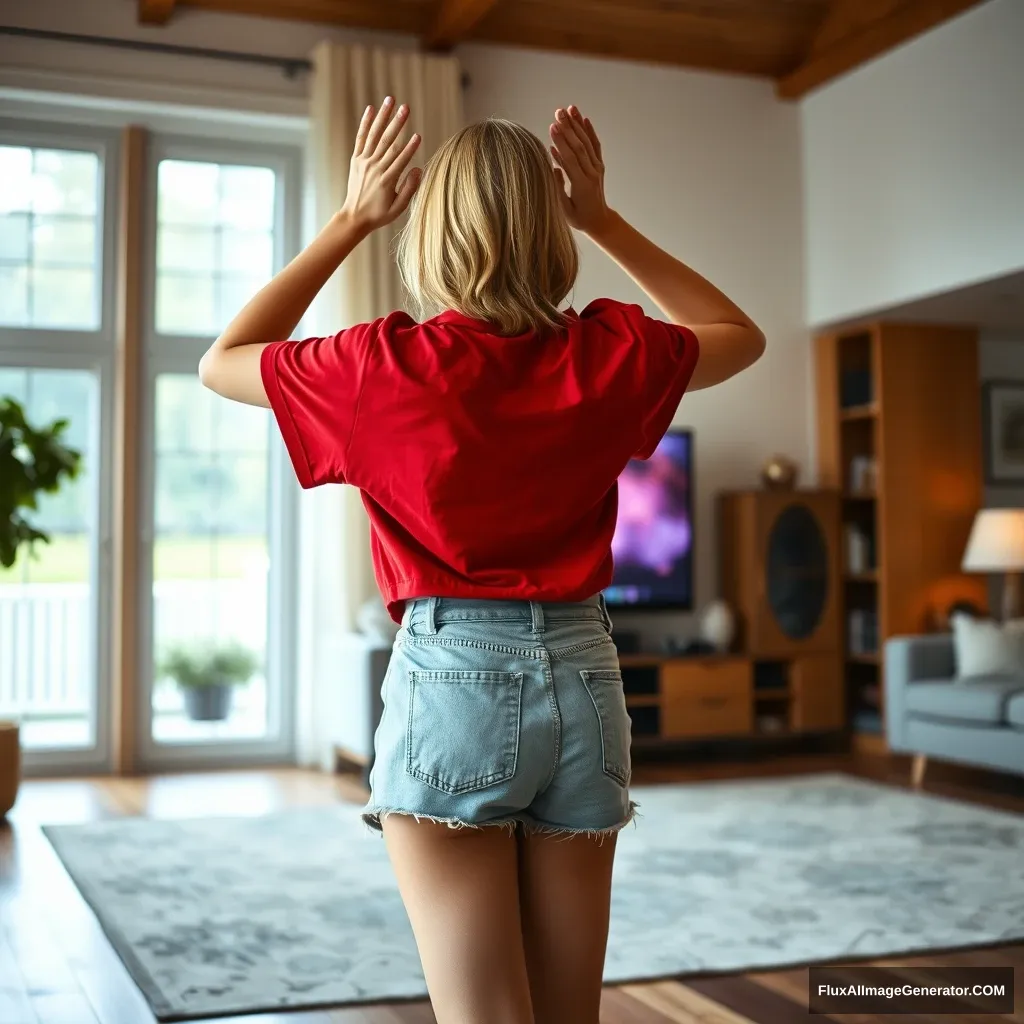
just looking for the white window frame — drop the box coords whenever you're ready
[137,133,302,770]
[0,119,119,774]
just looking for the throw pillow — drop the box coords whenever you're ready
[951,613,1024,680]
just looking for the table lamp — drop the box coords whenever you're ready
[962,509,1024,620]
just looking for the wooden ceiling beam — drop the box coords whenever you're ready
[424,0,502,50]
[777,0,985,99]
[174,0,431,36]
[138,0,177,24]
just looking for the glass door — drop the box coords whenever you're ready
[0,127,117,772]
[138,139,299,767]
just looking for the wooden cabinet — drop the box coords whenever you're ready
[789,655,843,732]
[661,659,752,738]
[619,654,840,748]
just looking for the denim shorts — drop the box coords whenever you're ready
[363,594,636,837]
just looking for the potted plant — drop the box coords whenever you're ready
[159,642,260,722]
[1,397,81,818]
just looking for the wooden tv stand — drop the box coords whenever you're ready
[618,652,842,748]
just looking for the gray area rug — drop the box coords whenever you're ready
[44,773,1024,1021]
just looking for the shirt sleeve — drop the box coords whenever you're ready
[584,299,700,460]
[260,319,382,488]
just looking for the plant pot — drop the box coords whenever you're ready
[0,721,20,819]
[182,684,234,722]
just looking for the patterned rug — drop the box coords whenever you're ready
[44,773,1024,1021]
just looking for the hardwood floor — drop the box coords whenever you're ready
[1,754,1022,1024]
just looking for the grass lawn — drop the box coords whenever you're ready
[0,535,267,585]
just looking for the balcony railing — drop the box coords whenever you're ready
[0,579,267,728]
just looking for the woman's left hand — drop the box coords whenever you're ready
[342,97,423,232]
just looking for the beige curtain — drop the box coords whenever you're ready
[295,43,464,766]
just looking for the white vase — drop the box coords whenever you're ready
[699,600,736,652]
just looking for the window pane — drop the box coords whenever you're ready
[0,213,30,260]
[155,158,277,337]
[156,272,216,336]
[151,373,271,744]
[0,146,101,330]
[157,160,218,224]
[0,368,99,750]
[32,150,99,215]
[219,166,275,229]
[0,147,33,213]
[30,267,96,328]
[0,266,28,325]
[221,229,273,277]
[33,216,96,266]
[157,225,217,273]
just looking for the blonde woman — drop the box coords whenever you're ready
[201,98,764,1024]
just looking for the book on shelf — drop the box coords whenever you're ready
[848,610,879,655]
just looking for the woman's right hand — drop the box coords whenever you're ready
[549,105,614,238]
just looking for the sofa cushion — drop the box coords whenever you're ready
[1007,691,1024,730]
[952,614,1024,680]
[906,679,1024,725]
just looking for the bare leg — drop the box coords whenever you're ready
[381,815,534,1024]
[911,753,927,789]
[517,830,618,1024]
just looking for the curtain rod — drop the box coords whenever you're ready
[0,26,471,87]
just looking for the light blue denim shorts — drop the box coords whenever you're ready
[363,594,636,838]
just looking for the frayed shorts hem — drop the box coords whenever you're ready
[362,800,638,844]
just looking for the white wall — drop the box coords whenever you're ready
[801,0,1024,328]
[2,0,808,647]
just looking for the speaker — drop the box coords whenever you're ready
[718,490,841,658]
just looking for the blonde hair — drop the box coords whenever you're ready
[397,118,579,336]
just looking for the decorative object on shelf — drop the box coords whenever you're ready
[982,381,1024,485]
[0,721,19,819]
[760,455,799,491]
[698,599,736,652]
[844,523,874,574]
[962,508,1024,620]
[158,642,260,722]
[848,455,877,495]
[356,597,400,646]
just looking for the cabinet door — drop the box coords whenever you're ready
[662,660,752,738]
[789,656,843,731]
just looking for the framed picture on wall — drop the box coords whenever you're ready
[983,381,1024,484]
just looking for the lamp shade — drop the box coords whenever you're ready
[962,509,1024,572]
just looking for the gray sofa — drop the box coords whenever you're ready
[884,634,1024,778]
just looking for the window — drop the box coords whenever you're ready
[155,159,276,336]
[0,367,100,749]
[150,373,272,742]
[0,146,102,330]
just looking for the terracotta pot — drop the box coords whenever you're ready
[0,721,20,819]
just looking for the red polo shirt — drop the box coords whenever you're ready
[262,298,698,622]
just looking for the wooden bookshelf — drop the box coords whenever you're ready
[815,323,986,744]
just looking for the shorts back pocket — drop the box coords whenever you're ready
[580,669,631,786]
[406,670,523,795]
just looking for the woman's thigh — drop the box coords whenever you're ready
[382,814,534,1024]
[517,829,618,1024]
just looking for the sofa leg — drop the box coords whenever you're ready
[911,754,927,790]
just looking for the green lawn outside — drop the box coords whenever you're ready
[0,535,267,585]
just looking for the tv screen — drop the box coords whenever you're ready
[604,430,693,610]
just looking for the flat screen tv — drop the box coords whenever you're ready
[604,429,693,611]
